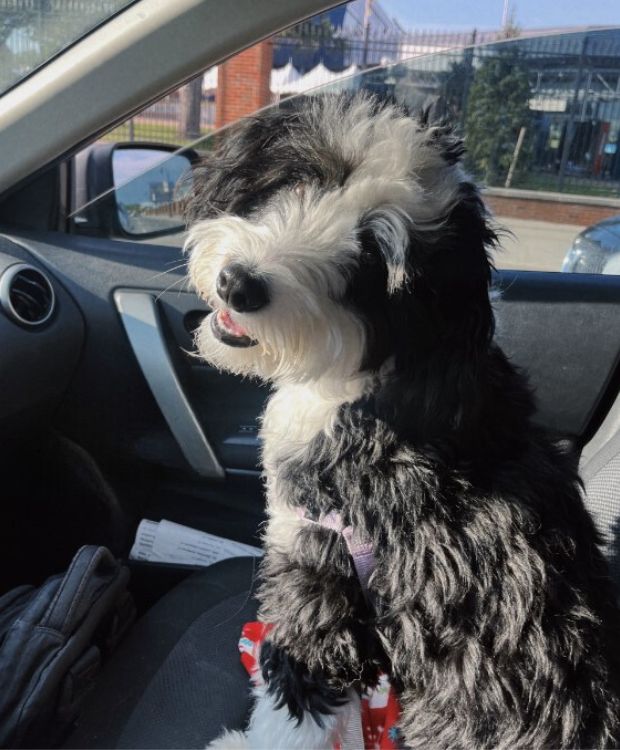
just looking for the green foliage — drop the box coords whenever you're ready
[437,58,473,128]
[101,119,212,147]
[464,50,533,185]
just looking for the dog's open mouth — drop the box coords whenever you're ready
[210,309,258,348]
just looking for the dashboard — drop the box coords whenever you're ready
[0,236,84,439]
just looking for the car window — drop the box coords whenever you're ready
[73,15,620,275]
[0,0,136,96]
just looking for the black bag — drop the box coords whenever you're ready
[0,545,135,748]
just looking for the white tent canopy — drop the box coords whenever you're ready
[202,66,218,91]
[270,61,302,94]
[283,63,361,94]
[331,64,360,83]
[201,61,361,96]
[285,62,330,94]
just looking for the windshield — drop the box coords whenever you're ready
[0,0,136,95]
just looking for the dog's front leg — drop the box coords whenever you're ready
[244,652,348,750]
[208,606,360,750]
[246,536,369,749]
[205,639,350,750]
[207,520,372,749]
[251,639,347,746]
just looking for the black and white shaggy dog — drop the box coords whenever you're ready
[185,93,620,749]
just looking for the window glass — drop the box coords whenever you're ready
[75,6,620,275]
[0,0,136,95]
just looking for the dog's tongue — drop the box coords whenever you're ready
[218,309,249,338]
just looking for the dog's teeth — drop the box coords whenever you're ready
[218,309,249,337]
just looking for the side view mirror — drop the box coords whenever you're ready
[72,142,199,240]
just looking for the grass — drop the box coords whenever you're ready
[100,120,214,148]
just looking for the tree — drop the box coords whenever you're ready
[435,58,474,129]
[464,49,532,185]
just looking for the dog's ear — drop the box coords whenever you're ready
[418,117,467,167]
[185,108,306,221]
[411,181,497,358]
[377,181,498,439]
[358,208,411,295]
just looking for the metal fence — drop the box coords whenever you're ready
[102,75,216,147]
[272,28,620,196]
[103,25,620,199]
[105,28,620,198]
[273,27,500,71]
[100,29,510,147]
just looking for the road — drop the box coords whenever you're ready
[142,215,586,273]
[493,216,585,272]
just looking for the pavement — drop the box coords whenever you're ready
[148,216,586,273]
[493,216,585,272]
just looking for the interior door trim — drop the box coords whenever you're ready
[114,289,225,479]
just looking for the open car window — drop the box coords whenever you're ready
[74,26,620,273]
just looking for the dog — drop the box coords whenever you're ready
[185,93,620,749]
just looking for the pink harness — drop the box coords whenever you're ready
[297,508,376,600]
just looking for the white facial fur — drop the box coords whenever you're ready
[185,95,464,387]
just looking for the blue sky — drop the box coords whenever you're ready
[381,0,620,31]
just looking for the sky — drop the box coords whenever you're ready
[381,0,620,31]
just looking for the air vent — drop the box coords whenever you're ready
[0,263,56,327]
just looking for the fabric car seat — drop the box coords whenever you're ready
[62,431,620,749]
[62,556,258,749]
[581,430,620,594]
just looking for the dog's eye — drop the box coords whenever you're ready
[358,226,381,267]
[361,248,379,266]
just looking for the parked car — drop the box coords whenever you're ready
[562,215,620,274]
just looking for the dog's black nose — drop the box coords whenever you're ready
[216,263,269,313]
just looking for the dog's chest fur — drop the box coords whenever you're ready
[260,380,369,553]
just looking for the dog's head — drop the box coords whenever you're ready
[185,93,496,385]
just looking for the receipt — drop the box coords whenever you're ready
[129,518,262,566]
[129,519,159,561]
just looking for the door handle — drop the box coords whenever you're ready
[114,289,225,479]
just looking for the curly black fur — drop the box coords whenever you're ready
[260,641,348,728]
[190,94,620,748]
[265,396,620,748]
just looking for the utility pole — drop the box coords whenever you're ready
[501,0,510,29]
[362,0,373,68]
[459,29,477,129]
[558,35,588,192]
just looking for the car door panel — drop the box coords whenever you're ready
[3,229,620,548]
[156,291,269,473]
[495,271,620,441]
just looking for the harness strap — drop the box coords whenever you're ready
[297,508,375,601]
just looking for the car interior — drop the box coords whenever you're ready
[1,1,620,748]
